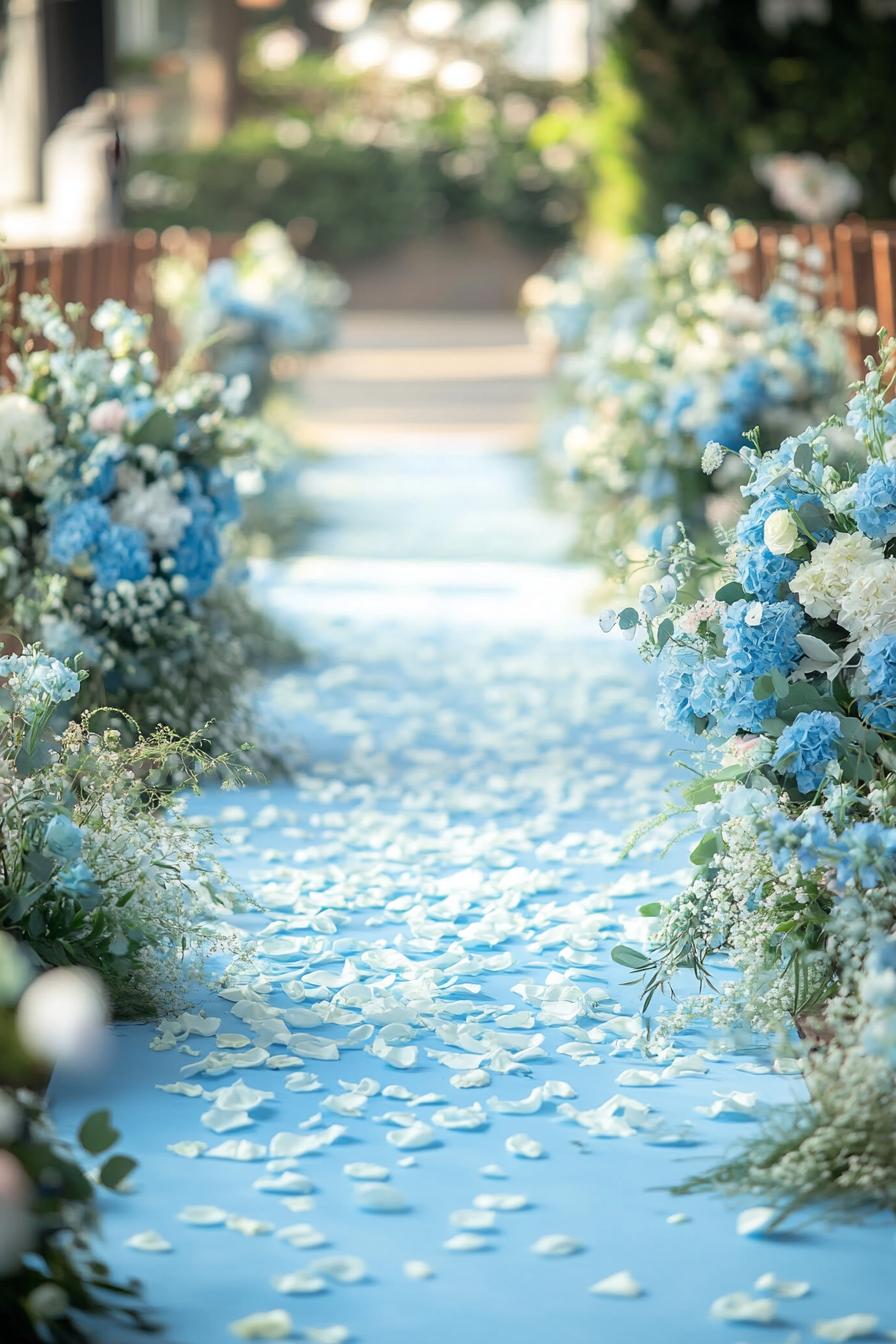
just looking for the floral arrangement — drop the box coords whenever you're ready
[0,933,147,1343]
[0,289,290,760]
[154,221,349,408]
[526,211,848,572]
[606,340,896,1214]
[0,646,242,1018]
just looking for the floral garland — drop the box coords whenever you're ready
[0,290,293,761]
[154,220,349,409]
[606,342,896,1214]
[0,647,243,1018]
[524,211,848,573]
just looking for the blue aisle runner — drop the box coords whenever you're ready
[52,491,894,1344]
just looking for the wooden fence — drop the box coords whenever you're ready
[0,228,239,377]
[2,218,896,377]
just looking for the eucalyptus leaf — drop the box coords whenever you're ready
[796,633,839,665]
[656,618,674,650]
[99,1154,137,1191]
[618,607,639,631]
[78,1109,121,1156]
[611,945,652,971]
[690,831,719,866]
[715,581,747,604]
[638,902,662,917]
[793,441,815,475]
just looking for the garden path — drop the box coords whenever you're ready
[53,316,893,1344]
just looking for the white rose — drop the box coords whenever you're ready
[763,508,799,555]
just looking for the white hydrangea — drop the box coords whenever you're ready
[0,394,55,490]
[111,476,192,552]
[837,556,896,649]
[789,532,882,619]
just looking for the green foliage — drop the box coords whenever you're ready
[592,0,896,233]
[0,938,151,1342]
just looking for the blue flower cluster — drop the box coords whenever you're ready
[48,500,151,591]
[773,710,842,794]
[855,460,896,541]
[761,806,834,873]
[859,634,896,730]
[721,599,804,677]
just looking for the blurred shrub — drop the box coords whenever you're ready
[591,0,896,234]
[125,43,592,258]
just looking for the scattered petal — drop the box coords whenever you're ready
[229,1309,294,1338]
[531,1234,581,1256]
[589,1271,643,1298]
[126,1231,172,1253]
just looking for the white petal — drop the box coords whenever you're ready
[206,1139,267,1161]
[276,1222,328,1248]
[450,1069,490,1088]
[254,1172,315,1194]
[226,1216,276,1237]
[404,1260,434,1280]
[813,1316,879,1342]
[271,1270,327,1295]
[754,1273,810,1299]
[308,1256,368,1284]
[209,1081,274,1112]
[305,1329,350,1344]
[736,1207,777,1237]
[505,1132,544,1159]
[354,1184,408,1213]
[709,1292,777,1323]
[126,1230,172,1253]
[589,1271,643,1298]
[228,1308,294,1338]
[167,1140,208,1158]
[385,1121,437,1150]
[201,1107,255,1134]
[177,1205,228,1226]
[473,1193,528,1212]
[479,1164,506,1179]
[443,1232,489,1252]
[449,1208,495,1230]
[531,1234,581,1256]
[156,1081,204,1097]
[284,1072,322,1092]
[343,1162,389,1181]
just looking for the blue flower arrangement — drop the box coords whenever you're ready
[0,291,280,753]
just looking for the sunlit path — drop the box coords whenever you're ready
[52,318,894,1343]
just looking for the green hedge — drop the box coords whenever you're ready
[591,0,896,234]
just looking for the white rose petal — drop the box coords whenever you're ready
[813,1315,879,1342]
[443,1232,489,1252]
[505,1132,544,1159]
[404,1260,434,1280]
[206,1139,267,1161]
[710,1292,777,1324]
[736,1206,777,1237]
[126,1231,172,1253]
[354,1184,408,1213]
[229,1308,294,1339]
[177,1205,228,1226]
[589,1271,643,1298]
[342,1162,389,1181]
[531,1234,581,1256]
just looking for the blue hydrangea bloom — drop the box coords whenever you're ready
[656,645,703,735]
[845,388,896,438]
[773,710,842,794]
[55,860,101,906]
[722,599,805,677]
[736,546,798,603]
[93,524,151,591]
[854,460,896,540]
[48,498,110,566]
[742,429,826,499]
[690,659,775,735]
[859,634,896,730]
[44,813,83,861]
[759,806,834,873]
[204,467,242,525]
[832,821,896,891]
[173,504,221,600]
